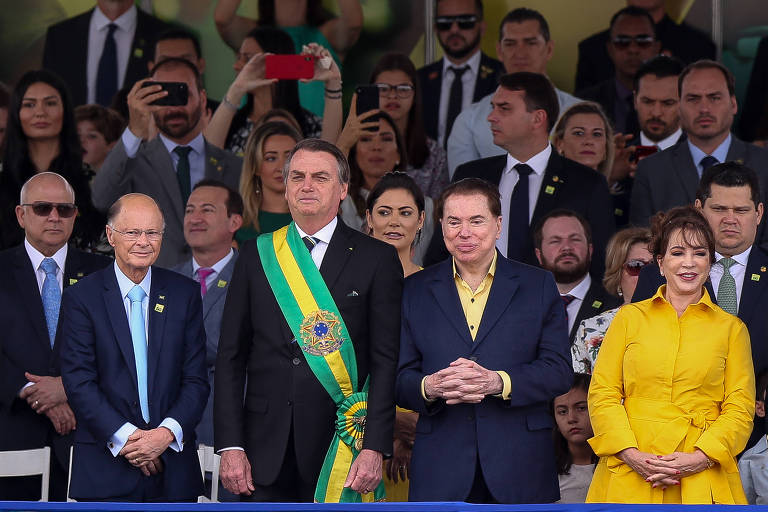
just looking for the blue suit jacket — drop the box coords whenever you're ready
[172,251,238,446]
[396,254,573,503]
[59,265,209,501]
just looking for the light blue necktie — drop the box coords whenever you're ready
[127,285,149,423]
[40,258,61,347]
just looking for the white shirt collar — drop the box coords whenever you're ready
[504,144,552,176]
[192,248,234,275]
[441,50,482,77]
[159,131,205,156]
[715,246,751,267]
[92,3,137,34]
[295,217,338,245]
[566,273,592,301]
[114,261,151,301]
[24,239,68,275]
[640,127,683,151]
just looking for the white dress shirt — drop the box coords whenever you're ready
[121,128,207,190]
[640,127,682,151]
[563,274,592,335]
[296,217,338,268]
[710,246,751,312]
[192,249,235,291]
[496,144,551,257]
[437,51,481,147]
[108,263,183,457]
[25,239,67,294]
[87,5,138,104]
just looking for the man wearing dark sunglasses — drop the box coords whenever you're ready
[575,0,715,93]
[0,172,110,500]
[417,0,502,147]
[576,7,660,136]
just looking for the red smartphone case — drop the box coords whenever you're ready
[265,55,316,80]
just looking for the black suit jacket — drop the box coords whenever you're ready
[570,279,622,342]
[630,135,768,249]
[417,53,503,141]
[0,245,110,468]
[739,35,768,142]
[448,151,616,279]
[42,7,174,106]
[214,220,403,487]
[575,79,639,136]
[632,246,768,450]
[575,15,716,92]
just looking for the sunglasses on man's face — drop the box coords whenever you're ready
[624,259,651,276]
[612,34,655,49]
[21,202,77,218]
[435,15,478,31]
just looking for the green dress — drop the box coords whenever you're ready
[235,211,293,244]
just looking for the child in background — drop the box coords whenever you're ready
[75,104,125,173]
[554,373,598,503]
[739,369,768,504]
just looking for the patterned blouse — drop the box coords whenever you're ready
[406,138,449,200]
[226,108,322,157]
[571,307,620,374]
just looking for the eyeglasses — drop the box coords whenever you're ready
[624,259,651,276]
[375,83,415,98]
[21,202,77,218]
[611,34,655,49]
[435,15,478,31]
[109,227,164,241]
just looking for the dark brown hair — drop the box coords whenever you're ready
[437,178,501,219]
[649,205,715,263]
[678,59,736,97]
[532,208,593,250]
[552,373,597,475]
[498,72,559,132]
[74,104,126,144]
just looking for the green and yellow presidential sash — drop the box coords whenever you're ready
[257,223,385,503]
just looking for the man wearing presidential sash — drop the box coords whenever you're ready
[214,138,403,502]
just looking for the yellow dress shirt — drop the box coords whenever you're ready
[421,252,512,401]
[587,285,755,504]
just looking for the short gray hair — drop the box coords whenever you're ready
[19,172,75,204]
[282,138,350,185]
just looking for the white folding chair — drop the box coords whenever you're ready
[197,444,221,502]
[0,446,51,501]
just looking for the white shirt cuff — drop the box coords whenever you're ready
[108,422,138,457]
[121,127,142,158]
[19,381,34,397]
[159,417,184,452]
[217,446,245,454]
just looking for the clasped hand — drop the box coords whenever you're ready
[618,447,710,490]
[424,358,502,404]
[119,428,173,476]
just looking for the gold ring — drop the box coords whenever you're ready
[33,400,39,408]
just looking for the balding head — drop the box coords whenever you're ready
[106,194,165,282]
[16,172,77,256]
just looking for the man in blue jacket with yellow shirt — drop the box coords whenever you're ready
[396,178,573,503]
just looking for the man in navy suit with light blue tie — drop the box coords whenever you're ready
[172,180,242,447]
[396,178,572,503]
[59,193,208,501]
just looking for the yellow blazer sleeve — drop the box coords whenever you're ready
[694,320,755,469]
[587,307,638,457]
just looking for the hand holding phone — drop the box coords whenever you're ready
[141,81,189,106]
[355,85,381,131]
[265,55,316,80]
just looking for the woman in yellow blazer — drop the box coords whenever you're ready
[587,206,755,504]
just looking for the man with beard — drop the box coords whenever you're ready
[633,56,684,150]
[92,57,241,268]
[417,0,502,147]
[534,209,621,343]
[576,7,660,136]
[630,60,768,247]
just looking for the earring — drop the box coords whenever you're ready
[617,286,623,297]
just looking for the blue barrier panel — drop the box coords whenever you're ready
[0,503,765,512]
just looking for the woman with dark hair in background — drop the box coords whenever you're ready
[367,53,448,199]
[553,373,597,503]
[0,70,105,251]
[236,121,302,244]
[205,27,342,155]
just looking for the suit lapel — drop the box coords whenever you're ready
[103,269,138,390]
[738,247,768,325]
[203,254,236,320]
[62,247,88,289]
[422,63,442,138]
[319,221,355,291]
[147,138,185,226]
[571,282,611,340]
[672,142,700,203]
[123,9,152,89]
[726,137,747,164]
[147,272,168,395]
[203,141,226,180]
[472,257,518,349]
[532,152,564,226]
[71,11,91,99]
[11,246,50,352]
[428,261,473,347]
